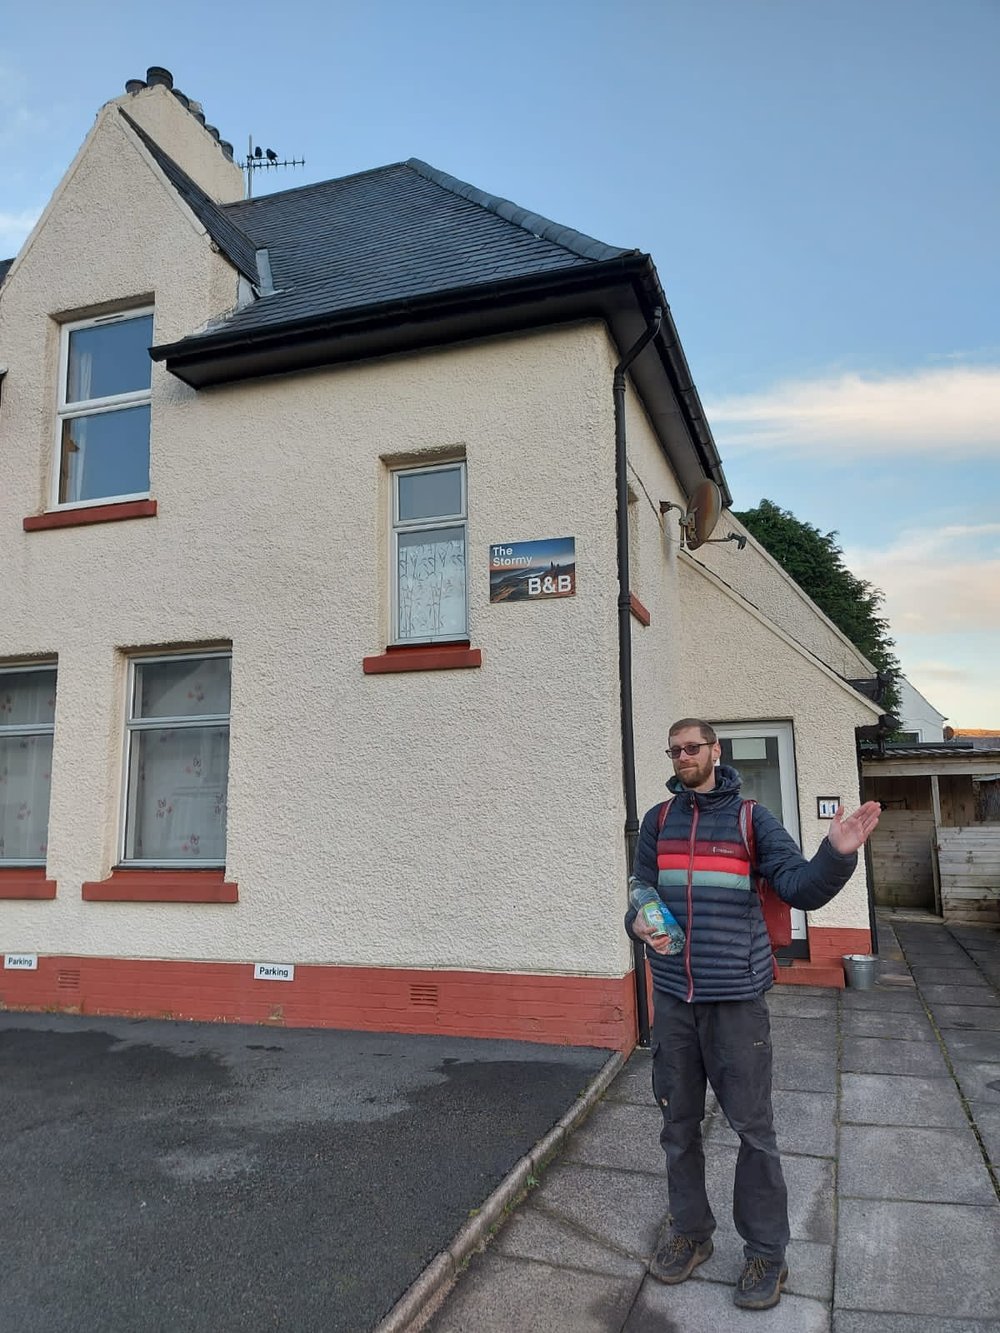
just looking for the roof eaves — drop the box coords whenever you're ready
[405,158,630,263]
[118,109,259,287]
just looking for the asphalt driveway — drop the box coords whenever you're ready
[0,1014,608,1333]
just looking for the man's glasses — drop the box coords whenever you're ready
[666,742,713,759]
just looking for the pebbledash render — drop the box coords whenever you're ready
[0,70,883,1049]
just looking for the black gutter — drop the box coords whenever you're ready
[615,306,662,1049]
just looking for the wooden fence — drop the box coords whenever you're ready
[938,826,1000,925]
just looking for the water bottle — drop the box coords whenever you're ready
[629,878,686,955]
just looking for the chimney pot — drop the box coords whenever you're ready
[145,66,173,89]
[205,124,221,142]
[219,141,234,160]
[171,89,190,109]
[124,79,147,95]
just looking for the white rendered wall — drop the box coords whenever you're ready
[677,558,879,930]
[0,107,629,976]
[897,676,947,740]
[692,514,876,680]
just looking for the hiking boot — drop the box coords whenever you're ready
[733,1255,789,1309]
[650,1232,713,1284]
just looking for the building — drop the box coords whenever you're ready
[896,677,947,743]
[0,69,885,1049]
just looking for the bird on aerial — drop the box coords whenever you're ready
[266,148,278,162]
[254,146,262,158]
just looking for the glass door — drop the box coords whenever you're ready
[716,722,807,946]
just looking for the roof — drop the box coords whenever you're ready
[119,110,260,286]
[862,742,1000,761]
[139,137,730,503]
[184,157,630,340]
[0,258,12,287]
[950,729,1000,738]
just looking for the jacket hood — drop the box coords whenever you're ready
[667,763,743,805]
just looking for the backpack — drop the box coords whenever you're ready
[656,796,793,962]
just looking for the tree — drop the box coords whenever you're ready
[733,499,900,714]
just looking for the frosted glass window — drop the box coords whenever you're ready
[122,654,231,866]
[0,667,57,865]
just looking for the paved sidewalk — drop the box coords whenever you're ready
[422,918,1000,1332]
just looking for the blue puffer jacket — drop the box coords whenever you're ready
[625,765,857,1002]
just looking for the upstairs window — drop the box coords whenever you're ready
[121,652,231,867]
[392,462,468,643]
[0,666,57,866]
[56,309,154,507]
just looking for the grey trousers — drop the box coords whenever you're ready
[651,991,790,1262]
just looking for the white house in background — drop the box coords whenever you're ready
[896,677,947,742]
[0,68,884,1051]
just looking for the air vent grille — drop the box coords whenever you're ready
[409,984,439,1009]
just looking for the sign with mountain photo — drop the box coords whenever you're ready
[489,538,576,602]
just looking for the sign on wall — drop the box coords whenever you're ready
[489,538,576,602]
[817,798,841,819]
[4,954,38,970]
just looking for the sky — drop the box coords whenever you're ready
[2,0,998,725]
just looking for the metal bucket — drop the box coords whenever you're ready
[843,953,877,990]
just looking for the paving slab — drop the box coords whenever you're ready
[767,990,837,1018]
[624,1270,831,1332]
[708,1089,836,1157]
[841,1035,947,1078]
[840,1073,968,1129]
[840,989,925,1013]
[772,1045,838,1092]
[602,1052,654,1107]
[835,1314,1000,1332]
[941,1028,1000,1064]
[951,1060,1000,1103]
[493,1204,648,1278]
[909,967,991,986]
[769,1016,838,1050]
[838,1124,995,1204]
[426,1253,642,1332]
[934,1004,1000,1032]
[841,1009,935,1041]
[968,1101,1000,1164]
[920,985,999,1007]
[528,1161,667,1259]
[562,1101,664,1175]
[836,1199,1000,1318]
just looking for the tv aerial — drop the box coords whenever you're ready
[244,136,305,197]
[660,479,746,551]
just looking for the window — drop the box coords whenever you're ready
[0,666,57,866]
[121,653,230,867]
[56,309,153,507]
[392,462,468,643]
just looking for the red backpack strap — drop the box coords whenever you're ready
[738,798,757,866]
[656,796,675,834]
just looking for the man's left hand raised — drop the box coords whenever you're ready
[827,801,882,856]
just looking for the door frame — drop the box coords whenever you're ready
[715,720,808,953]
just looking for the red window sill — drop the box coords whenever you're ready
[629,592,651,627]
[363,642,483,674]
[82,868,238,903]
[0,866,57,899]
[24,500,157,531]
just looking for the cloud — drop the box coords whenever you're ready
[706,365,1000,458]
[844,524,1000,634]
[0,207,42,255]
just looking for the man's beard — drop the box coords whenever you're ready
[675,757,715,788]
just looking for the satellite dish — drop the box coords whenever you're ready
[683,480,722,550]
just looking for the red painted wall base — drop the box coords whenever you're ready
[774,927,872,989]
[0,955,637,1052]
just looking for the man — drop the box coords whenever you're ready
[626,718,880,1310]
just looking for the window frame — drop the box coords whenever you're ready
[118,649,232,870]
[0,662,57,868]
[52,306,155,512]
[390,460,469,646]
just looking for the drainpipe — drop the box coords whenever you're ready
[855,733,879,956]
[615,307,662,1048]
